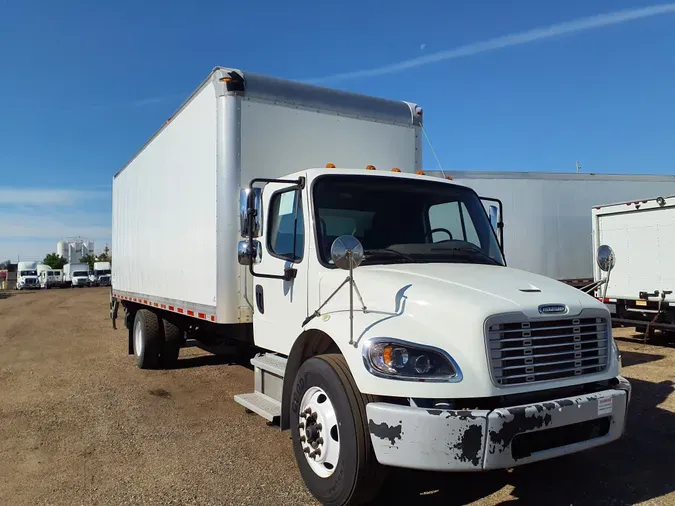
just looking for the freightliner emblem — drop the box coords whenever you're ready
[538,304,568,315]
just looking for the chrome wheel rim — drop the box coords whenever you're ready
[298,386,340,478]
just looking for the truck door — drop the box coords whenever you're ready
[250,181,308,353]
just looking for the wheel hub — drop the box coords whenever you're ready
[298,386,339,478]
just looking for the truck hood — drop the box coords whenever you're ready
[316,263,614,398]
[320,263,604,321]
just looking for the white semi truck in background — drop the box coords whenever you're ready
[64,263,90,288]
[431,171,675,288]
[592,194,675,337]
[111,68,630,506]
[16,261,39,290]
[90,261,111,286]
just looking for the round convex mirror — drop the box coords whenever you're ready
[331,235,364,270]
[596,244,615,272]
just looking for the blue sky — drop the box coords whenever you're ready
[1,0,674,261]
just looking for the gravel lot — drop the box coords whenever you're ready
[0,288,673,505]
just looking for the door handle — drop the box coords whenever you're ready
[255,284,264,314]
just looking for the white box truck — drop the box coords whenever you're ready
[592,194,675,336]
[111,68,630,506]
[91,261,111,286]
[429,171,675,287]
[16,261,39,290]
[64,263,90,287]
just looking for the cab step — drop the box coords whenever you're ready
[234,353,287,422]
[233,392,281,421]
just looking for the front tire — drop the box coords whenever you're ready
[290,354,385,506]
[133,310,162,369]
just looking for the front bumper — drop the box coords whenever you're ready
[366,376,631,471]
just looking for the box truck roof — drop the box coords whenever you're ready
[115,67,422,179]
[432,170,675,183]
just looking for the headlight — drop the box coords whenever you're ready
[362,339,462,382]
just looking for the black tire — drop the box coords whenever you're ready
[635,325,647,334]
[133,309,162,369]
[159,318,182,368]
[290,354,385,506]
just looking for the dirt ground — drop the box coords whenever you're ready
[0,288,673,506]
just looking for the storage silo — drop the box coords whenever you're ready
[57,240,68,259]
[59,237,95,263]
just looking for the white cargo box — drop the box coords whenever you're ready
[112,67,422,324]
[593,195,675,303]
[429,171,675,284]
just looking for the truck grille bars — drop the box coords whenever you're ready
[487,315,610,386]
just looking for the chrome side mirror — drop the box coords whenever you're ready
[331,235,364,270]
[597,244,615,272]
[239,187,262,238]
[488,205,498,231]
[238,240,262,266]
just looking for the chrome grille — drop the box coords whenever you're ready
[487,316,609,386]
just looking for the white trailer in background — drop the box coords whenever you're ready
[429,171,675,287]
[39,268,65,289]
[110,68,629,505]
[593,195,675,335]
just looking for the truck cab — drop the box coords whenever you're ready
[16,262,39,290]
[91,262,112,287]
[235,168,630,502]
[65,263,90,288]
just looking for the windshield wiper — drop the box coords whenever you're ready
[364,248,418,263]
[432,245,502,266]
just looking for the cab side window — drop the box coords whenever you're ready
[268,189,304,262]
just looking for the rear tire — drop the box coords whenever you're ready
[159,318,182,368]
[290,354,385,506]
[133,310,162,369]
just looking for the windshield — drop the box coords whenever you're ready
[73,271,88,277]
[20,270,37,276]
[95,270,111,276]
[313,175,505,267]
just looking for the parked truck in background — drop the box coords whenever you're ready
[430,171,675,288]
[90,261,111,287]
[37,264,62,289]
[39,269,65,289]
[64,263,90,288]
[16,261,39,290]
[110,68,630,506]
[593,194,675,337]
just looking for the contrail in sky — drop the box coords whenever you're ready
[306,3,675,83]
